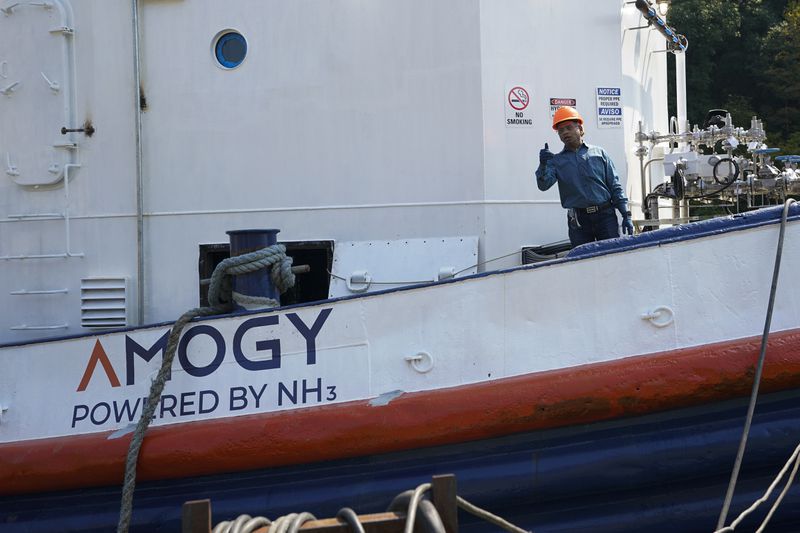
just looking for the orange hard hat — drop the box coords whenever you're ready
[552,106,583,130]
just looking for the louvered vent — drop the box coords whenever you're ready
[81,277,127,329]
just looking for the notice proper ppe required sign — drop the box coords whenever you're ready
[595,87,622,128]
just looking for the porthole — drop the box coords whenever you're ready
[213,30,247,69]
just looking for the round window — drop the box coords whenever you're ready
[214,31,247,69]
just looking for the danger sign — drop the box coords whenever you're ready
[550,97,577,118]
[504,84,532,128]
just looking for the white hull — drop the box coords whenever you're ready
[3,208,798,444]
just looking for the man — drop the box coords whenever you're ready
[535,106,634,247]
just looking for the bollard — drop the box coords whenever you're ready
[226,229,281,310]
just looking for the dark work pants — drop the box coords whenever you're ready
[567,209,620,247]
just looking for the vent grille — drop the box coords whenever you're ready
[81,277,127,328]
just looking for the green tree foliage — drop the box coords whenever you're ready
[667,0,741,122]
[666,0,800,154]
[761,2,800,143]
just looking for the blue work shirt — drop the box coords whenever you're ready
[535,143,628,212]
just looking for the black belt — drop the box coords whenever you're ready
[577,202,613,214]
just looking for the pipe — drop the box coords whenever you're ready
[634,0,687,51]
[63,163,84,258]
[644,157,665,195]
[639,150,647,216]
[55,1,83,260]
[132,0,144,326]
[676,51,687,144]
[637,121,649,217]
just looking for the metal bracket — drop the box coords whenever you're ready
[41,71,59,92]
[642,306,674,328]
[61,124,94,136]
[5,153,19,176]
[2,1,53,15]
[52,141,77,150]
[347,270,372,293]
[61,119,95,137]
[404,351,435,373]
[48,26,74,35]
[10,288,68,295]
[437,266,456,281]
[10,323,69,330]
[1,80,20,95]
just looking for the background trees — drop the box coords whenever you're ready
[666,0,800,153]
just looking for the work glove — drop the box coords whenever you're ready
[622,214,634,235]
[539,143,554,167]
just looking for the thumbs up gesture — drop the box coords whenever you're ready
[539,142,554,167]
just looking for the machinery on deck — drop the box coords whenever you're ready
[636,110,800,228]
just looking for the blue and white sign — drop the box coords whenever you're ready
[595,87,622,128]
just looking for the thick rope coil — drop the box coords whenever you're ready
[209,245,295,308]
[335,508,365,533]
[232,291,280,309]
[213,512,315,533]
[212,514,271,533]
[402,483,435,533]
[212,482,531,533]
[388,482,530,533]
[117,244,294,533]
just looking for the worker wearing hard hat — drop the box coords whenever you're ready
[536,106,634,247]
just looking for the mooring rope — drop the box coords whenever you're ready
[716,199,797,530]
[213,512,316,533]
[212,482,532,533]
[713,442,800,532]
[208,244,295,308]
[117,244,294,533]
[403,483,433,533]
[456,496,531,533]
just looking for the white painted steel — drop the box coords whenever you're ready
[0,0,74,187]
[1,217,798,443]
[328,236,478,298]
[0,1,668,345]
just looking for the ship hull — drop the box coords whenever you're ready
[2,389,800,532]
[3,206,800,531]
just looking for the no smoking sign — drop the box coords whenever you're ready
[508,87,529,110]
[505,84,532,127]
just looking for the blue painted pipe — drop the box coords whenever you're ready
[226,229,281,310]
